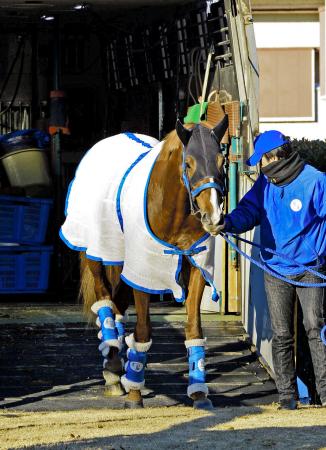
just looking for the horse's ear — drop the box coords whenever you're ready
[176,119,193,146]
[211,115,228,143]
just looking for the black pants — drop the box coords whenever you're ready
[264,268,326,403]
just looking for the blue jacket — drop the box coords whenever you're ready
[224,164,326,275]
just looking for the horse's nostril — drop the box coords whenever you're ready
[201,212,209,223]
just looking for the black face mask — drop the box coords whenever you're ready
[261,151,304,186]
[176,116,228,189]
[175,116,228,214]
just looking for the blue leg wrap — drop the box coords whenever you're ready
[186,344,208,398]
[115,319,126,339]
[115,318,127,361]
[121,334,152,391]
[98,306,118,343]
[125,349,147,383]
[188,346,206,385]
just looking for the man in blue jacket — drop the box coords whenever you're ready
[221,130,326,410]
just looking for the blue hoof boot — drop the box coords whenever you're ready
[193,398,213,410]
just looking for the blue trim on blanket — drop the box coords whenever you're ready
[65,133,152,219]
[59,228,124,266]
[64,148,91,217]
[174,255,185,302]
[116,133,154,232]
[59,228,87,251]
[116,154,151,231]
[63,133,154,261]
[120,272,185,303]
[124,132,154,149]
[194,233,210,247]
[188,255,219,302]
[143,156,216,302]
[64,179,74,217]
[87,255,124,266]
[143,156,210,252]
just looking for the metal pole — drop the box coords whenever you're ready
[229,137,238,268]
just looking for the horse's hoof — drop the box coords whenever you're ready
[193,398,214,410]
[103,369,121,385]
[124,398,144,409]
[104,382,125,397]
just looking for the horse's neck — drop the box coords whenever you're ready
[147,143,205,249]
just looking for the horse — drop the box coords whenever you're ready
[60,115,228,410]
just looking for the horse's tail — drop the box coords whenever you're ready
[79,252,96,321]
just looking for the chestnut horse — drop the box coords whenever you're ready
[64,116,228,410]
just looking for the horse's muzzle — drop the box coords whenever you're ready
[201,213,224,235]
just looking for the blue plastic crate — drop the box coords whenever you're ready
[0,245,53,293]
[0,195,53,244]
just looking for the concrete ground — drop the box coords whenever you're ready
[0,303,277,411]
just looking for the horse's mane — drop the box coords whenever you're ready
[161,120,214,158]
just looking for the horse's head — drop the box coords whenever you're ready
[176,117,228,236]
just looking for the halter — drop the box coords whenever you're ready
[181,143,226,215]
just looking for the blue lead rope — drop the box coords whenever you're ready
[221,232,326,288]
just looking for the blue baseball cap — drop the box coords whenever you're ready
[246,130,289,166]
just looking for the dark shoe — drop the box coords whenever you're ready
[278,397,297,410]
[320,395,326,407]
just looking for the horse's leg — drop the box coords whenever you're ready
[185,265,213,410]
[102,266,131,394]
[85,260,126,396]
[121,289,152,409]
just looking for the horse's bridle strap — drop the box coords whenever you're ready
[191,182,223,198]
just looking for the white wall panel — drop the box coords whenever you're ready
[254,21,320,48]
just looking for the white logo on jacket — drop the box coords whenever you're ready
[290,199,302,212]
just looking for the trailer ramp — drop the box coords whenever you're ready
[0,304,277,410]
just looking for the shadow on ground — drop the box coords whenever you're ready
[7,406,326,450]
[0,314,277,410]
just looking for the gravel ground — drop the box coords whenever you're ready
[1,404,325,450]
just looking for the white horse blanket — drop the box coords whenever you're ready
[60,132,218,302]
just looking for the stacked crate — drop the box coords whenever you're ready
[0,195,53,293]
